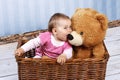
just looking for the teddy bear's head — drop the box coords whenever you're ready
[67,8,108,47]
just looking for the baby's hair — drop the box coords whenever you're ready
[48,13,70,32]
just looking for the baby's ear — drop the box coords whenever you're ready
[52,28,57,34]
[95,13,108,30]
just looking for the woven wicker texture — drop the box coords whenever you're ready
[15,32,109,80]
[16,57,108,80]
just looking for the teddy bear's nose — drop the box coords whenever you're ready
[67,34,73,40]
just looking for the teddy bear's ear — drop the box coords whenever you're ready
[75,8,81,12]
[95,13,108,30]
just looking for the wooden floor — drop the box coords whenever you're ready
[0,27,120,80]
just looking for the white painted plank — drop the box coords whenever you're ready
[0,42,17,60]
[106,55,120,76]
[105,35,120,42]
[0,58,18,77]
[104,40,120,56]
[104,27,120,56]
[105,28,120,77]
[0,75,18,80]
[105,73,120,80]
[104,27,120,78]
[105,27,120,37]
[0,42,18,78]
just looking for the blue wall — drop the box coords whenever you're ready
[0,0,120,36]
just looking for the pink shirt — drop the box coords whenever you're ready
[21,32,72,59]
[35,32,72,58]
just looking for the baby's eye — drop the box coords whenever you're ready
[64,27,67,29]
[64,26,71,29]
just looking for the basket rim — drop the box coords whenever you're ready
[15,51,109,64]
[15,37,109,64]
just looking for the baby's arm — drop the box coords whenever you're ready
[63,48,73,59]
[21,37,40,52]
[15,37,40,56]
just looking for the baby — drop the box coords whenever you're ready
[15,13,72,65]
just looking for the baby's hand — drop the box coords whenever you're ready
[15,48,24,56]
[57,53,67,65]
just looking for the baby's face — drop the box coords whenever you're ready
[53,18,72,41]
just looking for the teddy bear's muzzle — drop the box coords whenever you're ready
[67,31,83,46]
[67,34,73,40]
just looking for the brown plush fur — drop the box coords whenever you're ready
[69,8,108,60]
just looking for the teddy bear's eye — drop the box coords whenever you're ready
[80,32,83,35]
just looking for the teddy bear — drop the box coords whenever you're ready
[67,8,108,60]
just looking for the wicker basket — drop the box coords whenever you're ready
[15,32,109,80]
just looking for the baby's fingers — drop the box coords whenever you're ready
[15,48,24,56]
[57,57,66,65]
[15,50,21,56]
[57,57,61,64]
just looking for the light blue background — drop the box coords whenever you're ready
[0,0,119,36]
